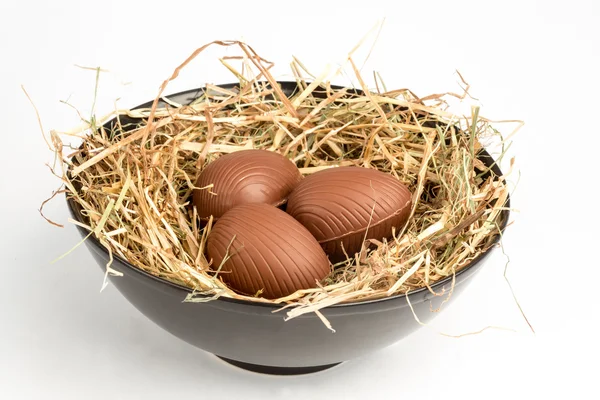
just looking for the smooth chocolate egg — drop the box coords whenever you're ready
[286,166,412,263]
[206,203,331,299]
[193,149,302,220]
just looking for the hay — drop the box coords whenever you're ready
[47,40,520,320]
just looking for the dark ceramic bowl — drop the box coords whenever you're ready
[67,82,509,375]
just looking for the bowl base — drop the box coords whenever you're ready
[216,356,342,375]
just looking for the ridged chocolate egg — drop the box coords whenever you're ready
[206,203,331,299]
[193,150,302,220]
[286,166,412,263]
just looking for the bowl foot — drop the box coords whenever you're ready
[215,356,342,375]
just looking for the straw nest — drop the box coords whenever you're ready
[45,40,517,320]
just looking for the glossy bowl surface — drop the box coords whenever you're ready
[67,82,509,375]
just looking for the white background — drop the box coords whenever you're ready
[1,0,598,398]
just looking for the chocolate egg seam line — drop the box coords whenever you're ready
[207,233,256,294]
[245,227,316,298]
[291,196,391,228]
[291,189,389,219]
[244,211,330,286]
[304,197,411,245]
[194,149,302,219]
[197,165,299,210]
[294,184,410,211]
[288,178,411,214]
[288,175,412,199]
[289,179,408,203]
[227,203,323,253]
[292,196,396,226]
[209,204,330,298]
[236,237,287,298]
[232,216,303,294]
[290,173,409,197]
[243,204,329,247]
[288,192,412,236]
[210,217,288,297]
[240,211,329,281]
[292,205,368,240]
[209,226,286,297]
[219,166,292,184]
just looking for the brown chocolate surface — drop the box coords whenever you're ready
[286,167,412,263]
[206,203,331,299]
[193,150,302,220]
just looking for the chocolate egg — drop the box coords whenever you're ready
[206,203,331,299]
[193,150,302,220]
[286,166,412,263]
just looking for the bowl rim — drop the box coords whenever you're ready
[65,82,511,310]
